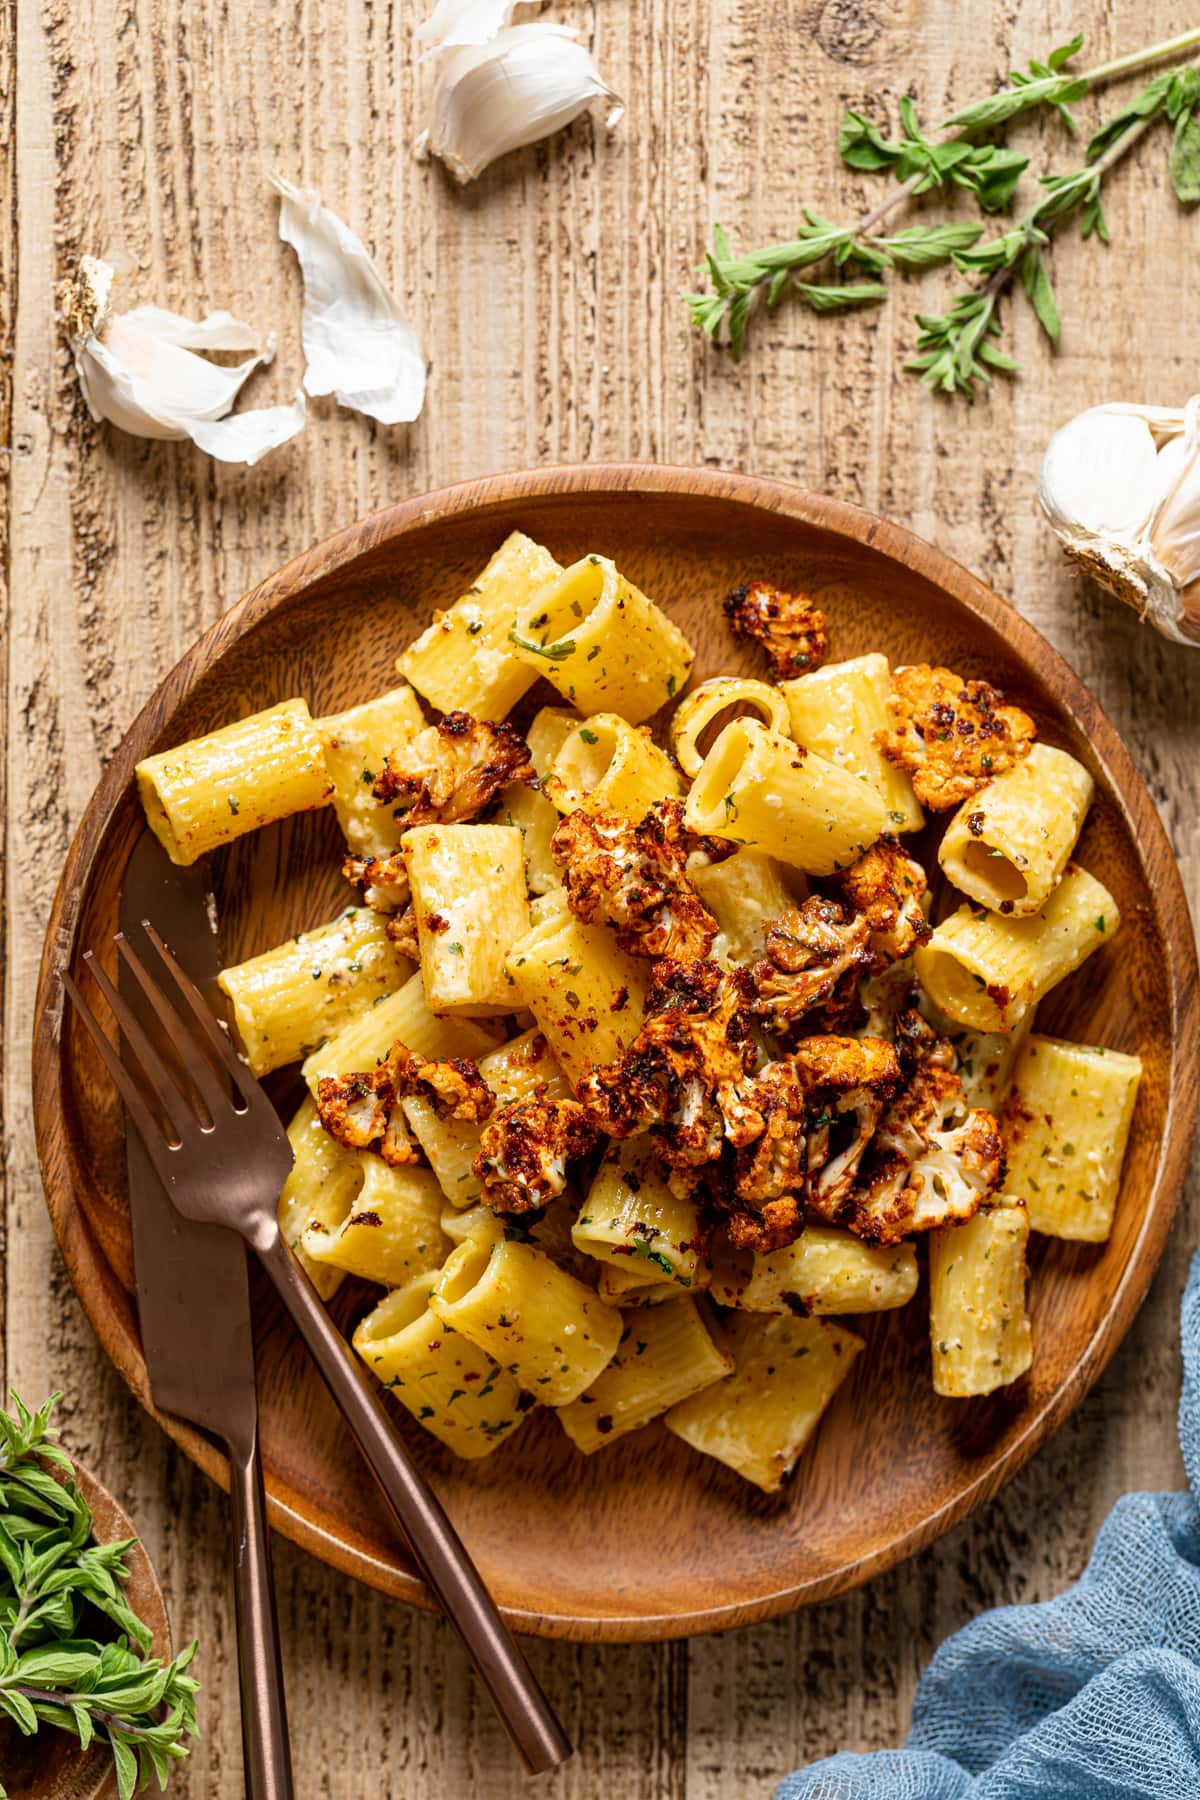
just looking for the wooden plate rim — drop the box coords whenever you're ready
[33,462,1200,1641]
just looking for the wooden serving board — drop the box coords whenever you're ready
[32,466,1199,1641]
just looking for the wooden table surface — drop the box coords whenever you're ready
[3,1,1198,1793]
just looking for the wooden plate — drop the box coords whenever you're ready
[33,465,1199,1642]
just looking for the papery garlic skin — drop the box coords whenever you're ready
[272,177,427,426]
[415,0,532,58]
[1038,398,1200,647]
[418,24,624,184]
[59,255,306,465]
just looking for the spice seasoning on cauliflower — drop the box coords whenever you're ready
[474,1093,600,1212]
[342,848,410,911]
[722,579,828,680]
[372,709,535,824]
[791,1034,904,1220]
[551,799,727,960]
[315,1039,493,1165]
[832,839,931,971]
[876,664,1036,811]
[751,897,872,1031]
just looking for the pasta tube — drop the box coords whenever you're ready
[780,653,922,832]
[710,1226,918,1315]
[929,1197,1034,1396]
[137,698,333,866]
[573,1141,707,1292]
[509,555,694,724]
[688,849,801,966]
[398,531,563,719]
[429,1239,622,1405]
[542,713,683,820]
[499,707,579,894]
[353,1273,527,1458]
[557,1299,733,1453]
[302,969,500,1095]
[1001,1034,1143,1240]
[914,864,1118,1033]
[938,743,1095,916]
[595,1265,676,1307]
[505,905,649,1088]
[316,684,426,856]
[441,1203,506,1248]
[670,677,792,778]
[300,1160,448,1287]
[277,1095,362,1300]
[683,718,887,875]
[920,994,1034,1112]
[403,823,530,1016]
[218,907,412,1075]
[665,1313,862,1494]
[404,1027,572,1205]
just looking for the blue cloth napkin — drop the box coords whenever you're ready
[777,1241,1200,1799]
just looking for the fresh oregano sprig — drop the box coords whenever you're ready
[907,61,1200,395]
[0,1392,199,1800]
[686,26,1200,372]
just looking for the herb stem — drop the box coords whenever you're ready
[9,1686,170,1745]
[1084,27,1200,87]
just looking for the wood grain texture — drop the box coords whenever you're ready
[31,466,1200,1641]
[5,0,1199,1793]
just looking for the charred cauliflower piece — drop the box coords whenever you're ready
[551,800,720,961]
[474,1094,599,1213]
[751,897,871,1032]
[372,710,535,825]
[384,904,420,962]
[730,1060,808,1206]
[315,1040,493,1166]
[833,840,931,972]
[876,664,1035,811]
[342,849,410,912]
[792,1035,903,1220]
[723,580,828,680]
[849,1022,1002,1243]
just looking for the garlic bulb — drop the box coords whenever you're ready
[1038,398,1200,645]
[58,257,306,465]
[417,24,623,184]
[272,177,426,426]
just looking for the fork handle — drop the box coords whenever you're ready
[228,1422,295,1800]
[259,1234,572,1776]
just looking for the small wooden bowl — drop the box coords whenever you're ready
[1,1465,170,1800]
[33,465,1199,1640]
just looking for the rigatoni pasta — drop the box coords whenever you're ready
[781,653,923,833]
[710,1226,918,1315]
[557,1299,733,1452]
[683,718,888,875]
[670,677,792,778]
[665,1313,863,1494]
[499,706,579,893]
[688,849,801,966]
[509,555,693,723]
[137,698,332,866]
[929,1197,1034,1396]
[573,1141,707,1292]
[218,907,412,1075]
[402,823,530,1015]
[278,1096,363,1301]
[300,1161,448,1287]
[543,713,683,819]
[915,864,1118,1033]
[1001,1035,1143,1240]
[302,969,500,1095]
[398,530,563,719]
[505,904,649,1087]
[938,743,1094,916]
[317,684,426,856]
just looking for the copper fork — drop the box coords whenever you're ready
[63,918,572,1778]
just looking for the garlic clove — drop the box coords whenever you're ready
[417,24,624,184]
[1038,395,1200,646]
[59,256,306,464]
[415,0,533,58]
[272,176,427,427]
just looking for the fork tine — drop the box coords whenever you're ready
[138,919,261,1108]
[62,967,183,1157]
[115,931,230,1126]
[81,949,202,1140]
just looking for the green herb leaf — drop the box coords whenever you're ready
[508,630,576,662]
[880,222,984,269]
[1020,246,1061,344]
[796,280,888,314]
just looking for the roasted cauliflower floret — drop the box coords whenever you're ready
[751,897,871,1032]
[723,579,828,680]
[384,904,420,962]
[833,839,931,972]
[342,849,410,912]
[315,1040,493,1167]
[849,1024,1002,1243]
[876,664,1035,811]
[474,1094,600,1213]
[730,1059,808,1206]
[791,1035,903,1220]
[551,801,720,961]
[372,710,535,825]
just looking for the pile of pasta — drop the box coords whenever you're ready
[135,533,1142,1494]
